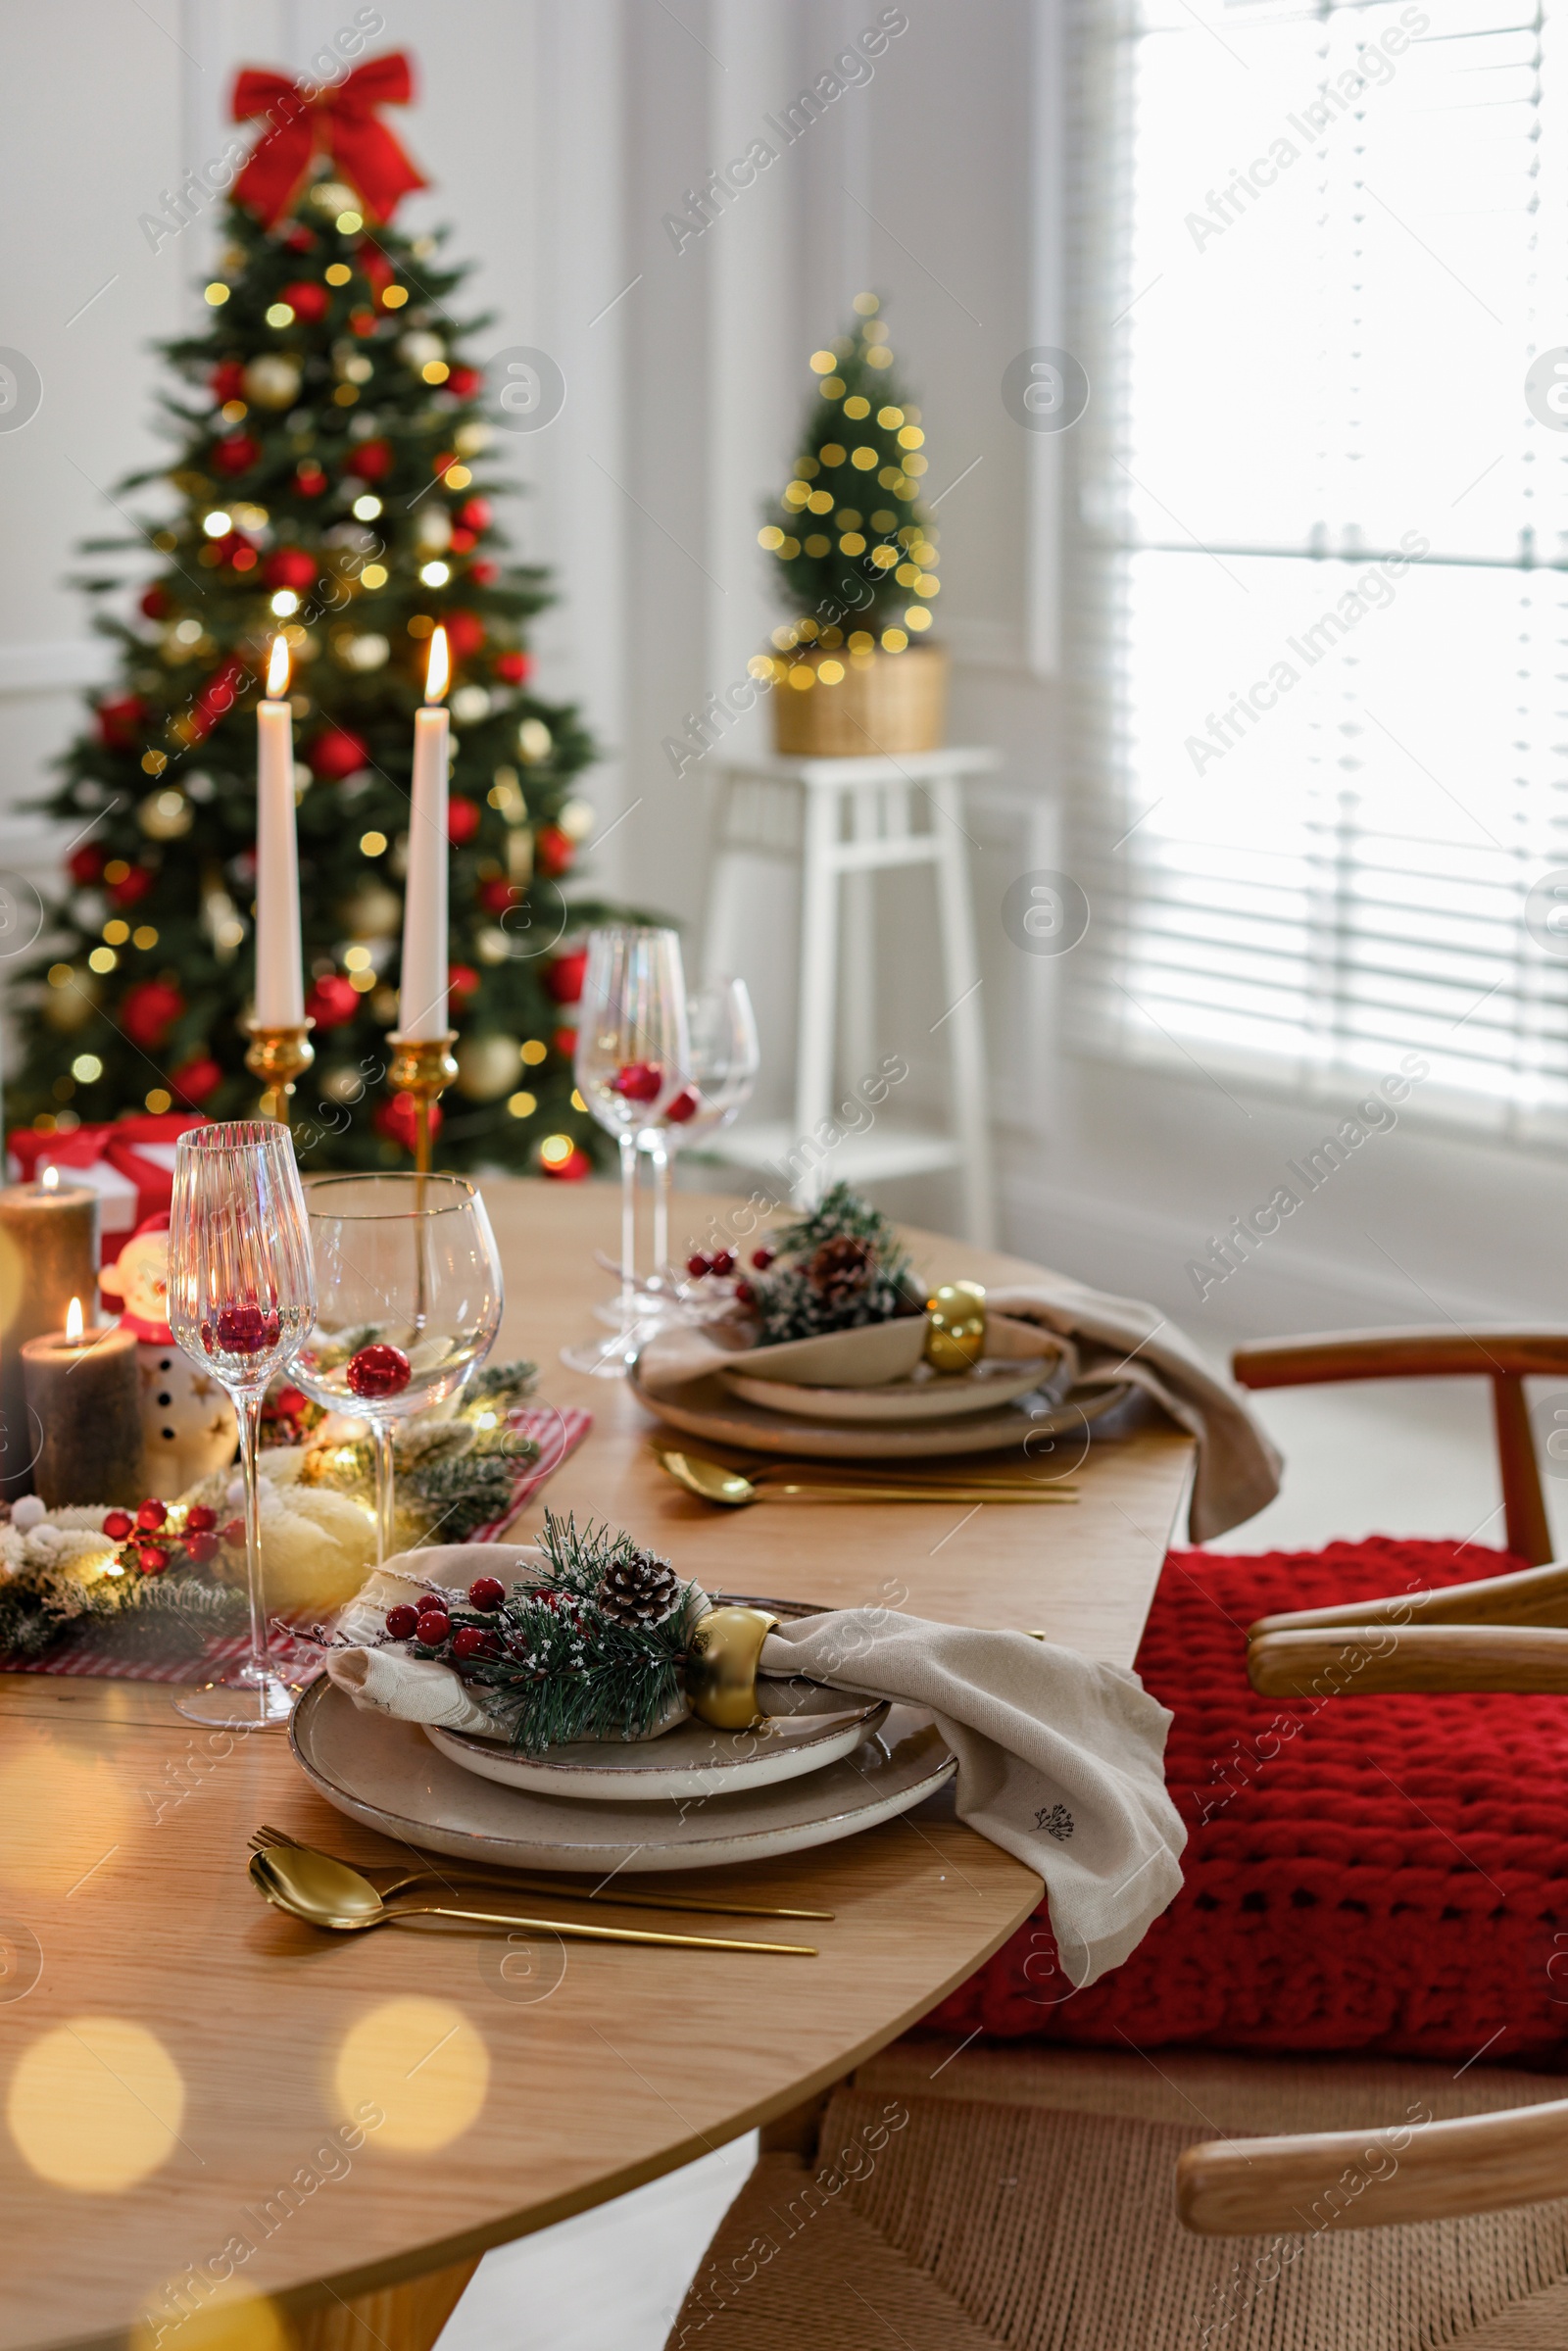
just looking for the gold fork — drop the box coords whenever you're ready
[249,1825,834,1922]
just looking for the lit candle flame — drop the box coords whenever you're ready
[266,633,291,699]
[65,1297,83,1344]
[39,1165,59,1193]
[424,625,450,705]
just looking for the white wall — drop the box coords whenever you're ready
[1,0,1559,1344]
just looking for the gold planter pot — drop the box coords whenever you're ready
[771,642,949,758]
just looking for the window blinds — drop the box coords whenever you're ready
[1066,0,1568,1142]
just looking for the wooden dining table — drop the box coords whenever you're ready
[0,1181,1195,2351]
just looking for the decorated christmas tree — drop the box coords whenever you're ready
[7,53,612,1177]
[757,294,940,660]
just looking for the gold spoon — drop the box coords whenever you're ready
[248,1826,833,1922]
[248,1848,816,1955]
[654,1448,1078,1508]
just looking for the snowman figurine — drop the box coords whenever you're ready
[100,1215,237,1499]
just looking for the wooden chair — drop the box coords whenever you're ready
[1231,1325,1568,1567]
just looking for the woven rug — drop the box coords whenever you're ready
[928,1536,1568,2068]
[0,1402,591,1685]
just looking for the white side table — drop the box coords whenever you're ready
[700,747,998,1247]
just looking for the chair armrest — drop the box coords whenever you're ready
[1247,1623,1568,1696]
[1177,2095,1568,2234]
[1250,1559,1568,1638]
[1233,1329,1568,1389]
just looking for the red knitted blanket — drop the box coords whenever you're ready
[927,1539,1568,2068]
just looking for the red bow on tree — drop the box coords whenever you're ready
[230,51,427,228]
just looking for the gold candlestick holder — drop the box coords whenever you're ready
[387,1031,458,1174]
[245,1019,316,1125]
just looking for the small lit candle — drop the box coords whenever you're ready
[398,625,451,1042]
[0,1167,100,1500]
[21,1297,146,1507]
[255,633,305,1028]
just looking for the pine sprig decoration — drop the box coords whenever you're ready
[391,1511,704,1752]
[745,1181,918,1344]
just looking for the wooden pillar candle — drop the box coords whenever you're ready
[22,1299,146,1506]
[0,1167,100,1498]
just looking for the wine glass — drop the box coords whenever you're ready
[564,925,690,1376]
[640,977,760,1300]
[290,1172,505,1562]
[167,1120,315,1729]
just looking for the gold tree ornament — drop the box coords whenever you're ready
[455,1033,524,1102]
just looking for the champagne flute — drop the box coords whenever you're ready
[290,1172,505,1562]
[166,1121,315,1729]
[640,977,760,1298]
[564,925,690,1376]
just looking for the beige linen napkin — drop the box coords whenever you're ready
[636,1277,1279,1543]
[321,1546,1184,1987]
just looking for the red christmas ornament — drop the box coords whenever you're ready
[536,825,574,880]
[295,461,328,497]
[349,308,377,339]
[446,366,482,399]
[345,1342,412,1399]
[102,1510,133,1542]
[212,433,261,476]
[306,724,370,781]
[375,1092,443,1152]
[108,864,155,909]
[204,1303,281,1355]
[357,241,394,295]
[186,1505,218,1534]
[136,1497,169,1531]
[96,695,149,751]
[448,528,476,556]
[139,583,172,621]
[448,963,479,1003]
[493,650,530,686]
[283,222,316,253]
[211,359,247,404]
[467,560,498,586]
[751,1246,775,1269]
[230,53,429,229]
[264,547,318,591]
[542,949,586,1005]
[68,844,105,887]
[305,973,360,1031]
[345,437,393,482]
[122,979,184,1050]
[273,1389,307,1419]
[188,656,247,745]
[611,1062,662,1103]
[476,877,519,917]
[446,796,480,844]
[457,497,492,532]
[664,1088,699,1124]
[385,1604,419,1640]
[278,279,329,322]
[138,1544,171,1575]
[540,1144,591,1182]
[468,1575,506,1611]
[551,1025,577,1060]
[444,611,485,661]
[169,1055,222,1105]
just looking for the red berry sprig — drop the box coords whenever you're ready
[346,1343,413,1400]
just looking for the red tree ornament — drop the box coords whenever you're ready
[305,973,360,1030]
[307,725,370,780]
[345,437,393,482]
[493,649,531,686]
[96,696,148,751]
[122,980,184,1050]
[278,279,329,322]
[68,844,105,887]
[108,864,154,909]
[536,825,574,879]
[211,359,247,404]
[446,797,480,844]
[169,1055,222,1104]
[264,547,318,591]
[295,460,328,497]
[139,583,172,620]
[444,611,485,661]
[212,433,261,476]
[543,949,587,1004]
[541,1144,591,1182]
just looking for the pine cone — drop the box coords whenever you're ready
[597,1547,681,1628]
[807,1234,873,1302]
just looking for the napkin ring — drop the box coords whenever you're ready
[685,1604,778,1730]
[925,1281,987,1374]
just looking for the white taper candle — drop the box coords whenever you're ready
[398,625,452,1042]
[254,635,305,1027]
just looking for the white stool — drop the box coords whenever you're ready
[700,747,997,1247]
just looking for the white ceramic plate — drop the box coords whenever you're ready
[289,1683,956,1875]
[629,1365,1137,1461]
[422,1596,888,1802]
[721,1356,1060,1425]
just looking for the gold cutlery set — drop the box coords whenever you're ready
[650,1444,1077,1508]
[247,1824,823,1955]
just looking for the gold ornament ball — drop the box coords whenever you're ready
[924,1281,988,1374]
[137,786,193,841]
[319,1064,368,1105]
[455,1033,524,1102]
[243,354,303,410]
[40,970,100,1034]
[336,881,403,939]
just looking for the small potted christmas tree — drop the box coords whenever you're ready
[757,294,946,756]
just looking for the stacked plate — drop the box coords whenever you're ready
[630,1315,1134,1463]
[290,1594,958,1874]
